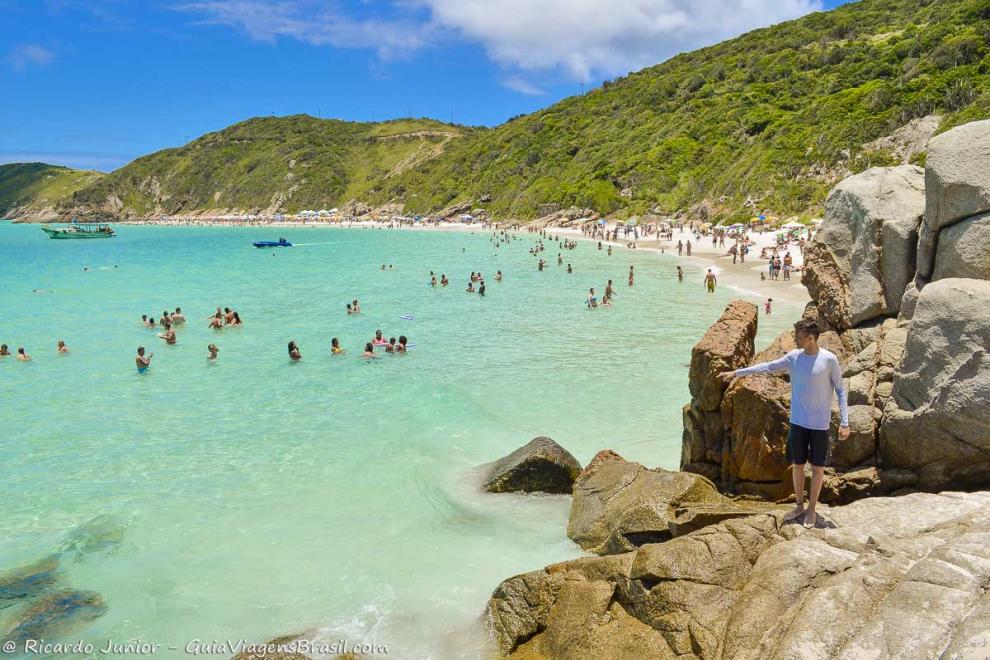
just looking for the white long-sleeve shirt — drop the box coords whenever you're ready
[734,348,848,431]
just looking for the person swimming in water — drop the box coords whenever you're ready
[352,299,361,313]
[208,312,223,329]
[587,288,598,308]
[466,281,475,293]
[567,264,573,273]
[224,308,235,325]
[172,307,186,324]
[677,266,683,282]
[362,342,377,358]
[386,337,396,353]
[0,344,9,357]
[229,312,242,326]
[441,274,449,287]
[479,280,486,296]
[136,346,152,372]
[495,270,502,281]
[431,275,437,287]
[159,321,177,344]
[208,344,219,360]
[331,337,345,354]
[16,347,31,361]
[373,330,387,346]
[146,315,157,328]
[288,341,302,361]
[56,340,69,354]
[397,336,407,353]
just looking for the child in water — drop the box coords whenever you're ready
[208,344,219,360]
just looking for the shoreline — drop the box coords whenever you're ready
[107,218,813,308]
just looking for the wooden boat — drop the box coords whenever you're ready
[41,222,115,239]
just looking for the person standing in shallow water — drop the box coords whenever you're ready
[719,319,849,529]
[288,341,302,361]
[135,346,152,372]
[704,269,717,294]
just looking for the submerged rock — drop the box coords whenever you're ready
[482,437,582,494]
[0,556,59,606]
[59,514,127,560]
[2,590,106,645]
[488,491,990,658]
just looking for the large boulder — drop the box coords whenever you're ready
[567,453,735,555]
[918,119,990,278]
[481,437,582,494]
[881,278,990,491]
[487,491,990,659]
[802,165,925,329]
[688,301,757,411]
[932,211,990,281]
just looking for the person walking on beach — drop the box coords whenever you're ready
[718,319,849,528]
[765,298,773,315]
[135,346,152,372]
[686,240,692,256]
[704,269,717,294]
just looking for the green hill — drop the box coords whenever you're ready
[0,163,103,218]
[7,0,990,223]
[373,0,990,222]
[69,116,476,217]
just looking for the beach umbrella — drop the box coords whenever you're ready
[781,221,804,229]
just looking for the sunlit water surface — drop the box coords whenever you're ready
[0,222,798,657]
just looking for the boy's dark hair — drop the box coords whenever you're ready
[793,318,821,339]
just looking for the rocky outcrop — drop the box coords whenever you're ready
[881,278,990,491]
[487,491,990,658]
[481,437,582,494]
[680,119,990,505]
[918,118,990,279]
[566,452,776,555]
[802,165,925,329]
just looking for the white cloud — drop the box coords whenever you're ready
[174,1,436,60]
[501,75,545,96]
[5,44,55,71]
[175,0,824,82]
[423,0,823,81]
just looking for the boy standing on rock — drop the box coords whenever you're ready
[719,319,849,528]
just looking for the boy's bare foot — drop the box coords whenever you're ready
[802,510,818,528]
[783,505,805,522]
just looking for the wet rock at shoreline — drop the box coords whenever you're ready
[482,437,582,494]
[488,491,990,658]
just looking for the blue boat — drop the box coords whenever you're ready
[253,238,292,248]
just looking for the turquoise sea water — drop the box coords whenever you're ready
[0,222,798,657]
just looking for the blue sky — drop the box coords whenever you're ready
[1,0,851,171]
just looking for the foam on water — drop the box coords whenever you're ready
[0,223,795,657]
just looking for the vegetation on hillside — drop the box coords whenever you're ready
[70,116,474,216]
[374,0,990,221]
[0,163,103,217]
[4,0,989,222]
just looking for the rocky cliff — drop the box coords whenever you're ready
[681,119,990,502]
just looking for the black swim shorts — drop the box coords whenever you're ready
[786,423,829,467]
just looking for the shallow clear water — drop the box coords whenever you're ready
[0,222,798,657]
